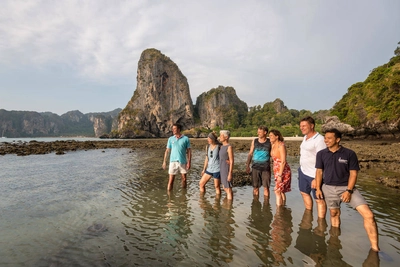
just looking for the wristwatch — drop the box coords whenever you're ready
[346,188,353,194]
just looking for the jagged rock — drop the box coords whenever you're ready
[322,116,355,135]
[118,48,194,138]
[194,86,248,129]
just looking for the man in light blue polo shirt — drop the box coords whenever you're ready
[162,123,191,190]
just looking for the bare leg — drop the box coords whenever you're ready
[263,187,269,198]
[281,192,286,206]
[225,187,233,200]
[213,178,221,195]
[356,204,380,252]
[180,173,187,188]
[329,208,341,227]
[316,199,327,219]
[167,174,175,191]
[253,187,259,196]
[275,189,283,206]
[199,173,212,193]
[301,192,313,210]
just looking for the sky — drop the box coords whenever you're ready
[0,0,399,115]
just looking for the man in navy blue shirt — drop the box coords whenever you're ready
[315,128,380,252]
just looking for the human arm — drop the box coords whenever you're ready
[276,142,287,183]
[227,145,234,182]
[315,168,324,199]
[186,148,192,170]
[341,170,358,203]
[201,145,209,175]
[162,148,170,170]
[246,140,255,173]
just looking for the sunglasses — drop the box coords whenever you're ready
[210,150,213,158]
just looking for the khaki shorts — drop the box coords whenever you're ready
[322,184,367,209]
[168,162,187,175]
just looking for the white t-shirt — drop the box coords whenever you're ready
[300,132,326,177]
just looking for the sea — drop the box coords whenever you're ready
[0,137,399,266]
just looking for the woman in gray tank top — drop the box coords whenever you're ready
[219,130,234,200]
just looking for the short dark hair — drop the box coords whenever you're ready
[172,123,182,131]
[269,129,284,142]
[300,116,315,126]
[258,125,269,133]
[325,128,342,139]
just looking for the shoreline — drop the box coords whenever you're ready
[1,138,399,189]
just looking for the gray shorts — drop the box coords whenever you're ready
[322,184,367,209]
[252,169,271,188]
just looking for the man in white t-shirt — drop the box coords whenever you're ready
[298,116,326,218]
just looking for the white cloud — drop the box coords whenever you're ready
[0,0,399,114]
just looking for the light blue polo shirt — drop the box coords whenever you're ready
[167,135,191,164]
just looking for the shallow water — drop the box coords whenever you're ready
[0,147,399,266]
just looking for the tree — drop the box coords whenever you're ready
[395,41,400,56]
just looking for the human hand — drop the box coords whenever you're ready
[340,192,351,203]
[315,189,324,200]
[311,179,316,189]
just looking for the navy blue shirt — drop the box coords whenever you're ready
[315,146,360,186]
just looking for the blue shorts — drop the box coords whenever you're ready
[298,167,318,199]
[205,170,221,179]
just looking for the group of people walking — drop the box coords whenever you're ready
[162,117,380,253]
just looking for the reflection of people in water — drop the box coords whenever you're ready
[362,248,380,267]
[323,227,352,266]
[198,194,236,265]
[270,206,293,265]
[295,209,328,266]
[165,190,193,247]
[247,196,273,265]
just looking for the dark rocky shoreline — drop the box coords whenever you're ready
[1,138,399,189]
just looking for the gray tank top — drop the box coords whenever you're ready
[219,144,231,180]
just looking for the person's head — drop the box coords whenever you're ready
[257,126,268,138]
[207,132,218,144]
[219,130,230,142]
[324,128,342,148]
[172,123,182,135]
[299,116,316,136]
[269,129,284,142]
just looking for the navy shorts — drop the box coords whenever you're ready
[205,170,221,179]
[298,167,318,199]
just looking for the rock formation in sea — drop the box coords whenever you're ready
[118,48,194,138]
[194,86,248,129]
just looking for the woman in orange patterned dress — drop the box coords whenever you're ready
[269,129,291,206]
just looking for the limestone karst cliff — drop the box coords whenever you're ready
[118,48,194,138]
[194,86,248,129]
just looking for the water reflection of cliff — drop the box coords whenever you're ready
[198,195,236,265]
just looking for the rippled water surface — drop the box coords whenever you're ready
[0,147,399,266]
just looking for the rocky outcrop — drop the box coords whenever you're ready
[87,109,121,138]
[322,116,355,135]
[194,86,248,129]
[353,118,400,139]
[118,49,194,138]
[322,115,400,139]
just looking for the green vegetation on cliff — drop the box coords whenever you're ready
[331,43,400,126]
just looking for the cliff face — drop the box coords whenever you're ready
[0,109,120,138]
[195,86,248,129]
[118,49,194,138]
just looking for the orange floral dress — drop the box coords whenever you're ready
[272,142,292,193]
